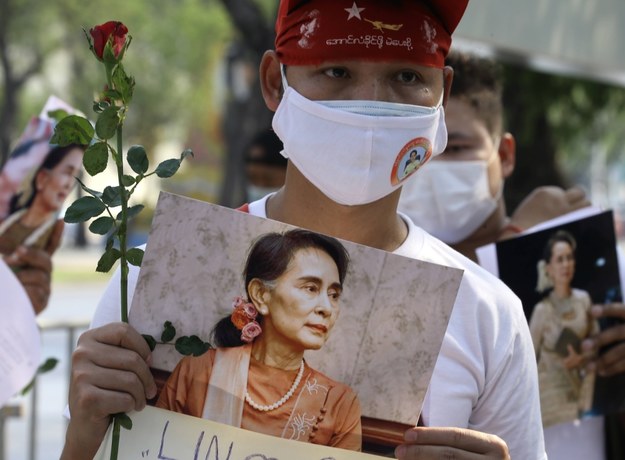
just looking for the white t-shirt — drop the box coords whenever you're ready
[90,194,547,460]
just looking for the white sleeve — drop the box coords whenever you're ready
[424,272,546,460]
[471,303,546,460]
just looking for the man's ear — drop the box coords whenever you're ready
[498,132,516,179]
[248,278,270,315]
[259,50,283,112]
[442,66,454,108]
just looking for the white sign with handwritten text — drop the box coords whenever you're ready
[94,406,391,460]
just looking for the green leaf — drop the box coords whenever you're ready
[180,148,194,162]
[95,106,120,140]
[126,204,144,219]
[47,109,70,122]
[127,145,149,174]
[112,63,135,104]
[121,175,135,186]
[105,234,116,251]
[175,335,211,357]
[155,159,180,178]
[96,247,121,273]
[64,196,105,223]
[92,100,110,114]
[89,216,115,235]
[127,247,144,267]
[38,357,59,373]
[21,357,59,395]
[83,142,109,176]
[142,334,157,351]
[103,89,122,101]
[102,186,123,207]
[75,177,102,198]
[50,115,94,146]
[161,321,176,343]
[116,413,133,430]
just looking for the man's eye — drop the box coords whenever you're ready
[323,68,348,79]
[443,144,465,154]
[328,290,341,300]
[395,70,420,84]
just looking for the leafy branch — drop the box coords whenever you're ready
[53,21,192,459]
[142,321,213,357]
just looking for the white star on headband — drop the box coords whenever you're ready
[344,2,365,20]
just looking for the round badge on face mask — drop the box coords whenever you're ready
[390,138,433,186]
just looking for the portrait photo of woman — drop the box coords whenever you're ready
[0,143,84,256]
[156,229,362,450]
[529,229,600,427]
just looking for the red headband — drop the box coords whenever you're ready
[275,0,468,68]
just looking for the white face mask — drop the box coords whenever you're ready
[272,68,448,206]
[398,159,501,244]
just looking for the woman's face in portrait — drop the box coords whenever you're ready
[36,148,82,212]
[546,241,575,287]
[262,247,342,352]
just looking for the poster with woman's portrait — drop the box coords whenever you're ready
[118,191,463,458]
[481,210,625,428]
[0,97,84,257]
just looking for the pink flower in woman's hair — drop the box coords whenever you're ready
[232,296,245,310]
[242,302,258,319]
[241,321,262,343]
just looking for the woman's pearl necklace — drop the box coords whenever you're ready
[245,360,305,412]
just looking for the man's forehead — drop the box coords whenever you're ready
[275,0,468,68]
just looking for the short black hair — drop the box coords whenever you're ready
[446,50,504,138]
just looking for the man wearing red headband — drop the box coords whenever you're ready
[62,2,546,459]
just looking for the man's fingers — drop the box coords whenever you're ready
[15,268,51,314]
[70,366,151,419]
[46,219,65,254]
[592,303,625,320]
[594,342,625,377]
[564,186,588,206]
[591,321,625,350]
[396,427,510,459]
[7,245,52,272]
[77,324,157,398]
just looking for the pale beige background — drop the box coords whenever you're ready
[129,192,462,425]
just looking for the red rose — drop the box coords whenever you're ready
[90,21,128,61]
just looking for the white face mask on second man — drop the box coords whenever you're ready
[272,66,448,206]
[398,157,501,244]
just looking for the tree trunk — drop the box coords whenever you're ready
[217,0,276,207]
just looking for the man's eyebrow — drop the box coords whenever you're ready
[446,132,474,142]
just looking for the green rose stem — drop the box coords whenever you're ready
[115,124,129,323]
